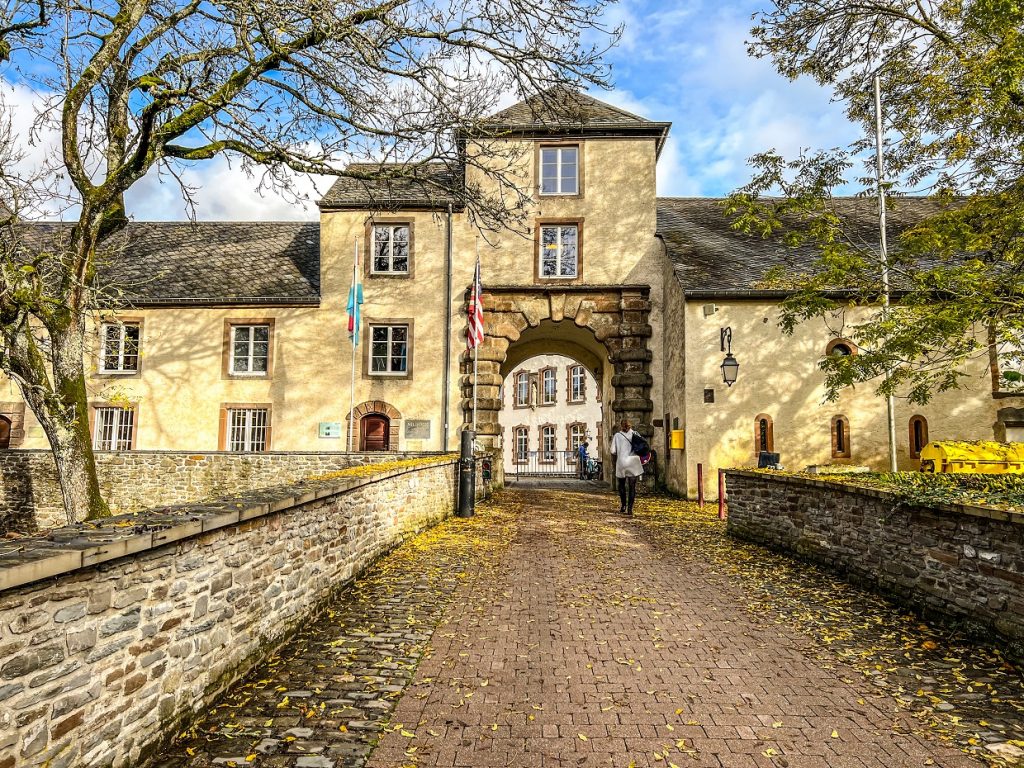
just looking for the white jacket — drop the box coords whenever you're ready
[611,430,644,479]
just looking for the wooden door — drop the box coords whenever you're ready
[0,416,10,449]
[360,414,390,451]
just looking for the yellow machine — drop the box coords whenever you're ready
[919,441,1024,473]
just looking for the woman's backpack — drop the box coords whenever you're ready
[630,432,652,464]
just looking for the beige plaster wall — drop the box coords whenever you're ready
[4,133,667,456]
[659,255,689,493]
[678,300,1008,499]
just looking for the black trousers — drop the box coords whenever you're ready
[617,476,638,511]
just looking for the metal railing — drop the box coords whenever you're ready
[514,450,598,479]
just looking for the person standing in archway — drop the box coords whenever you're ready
[611,419,643,515]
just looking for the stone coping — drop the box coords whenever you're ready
[0,455,459,593]
[2,449,449,456]
[726,469,1024,526]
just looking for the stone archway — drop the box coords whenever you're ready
[461,285,653,450]
[347,400,402,451]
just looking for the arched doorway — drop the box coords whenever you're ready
[348,400,402,451]
[360,414,390,451]
[462,286,653,453]
[0,416,10,449]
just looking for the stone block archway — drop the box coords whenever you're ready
[346,400,402,451]
[461,285,653,451]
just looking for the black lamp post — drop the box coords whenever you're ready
[720,327,739,386]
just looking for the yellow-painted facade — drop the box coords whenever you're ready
[4,92,1022,499]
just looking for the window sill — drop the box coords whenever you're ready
[96,370,141,378]
[368,271,412,279]
[226,373,271,380]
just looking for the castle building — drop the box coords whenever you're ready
[3,89,1021,498]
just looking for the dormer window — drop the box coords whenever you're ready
[540,145,579,195]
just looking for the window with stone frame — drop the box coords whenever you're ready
[539,145,579,195]
[514,371,531,407]
[568,364,586,402]
[226,407,270,452]
[99,321,141,374]
[93,406,135,450]
[909,415,929,459]
[541,367,557,405]
[539,224,579,279]
[540,424,557,463]
[371,224,411,274]
[831,415,851,459]
[369,324,409,375]
[754,413,774,455]
[567,422,586,463]
[514,426,529,464]
[229,324,271,376]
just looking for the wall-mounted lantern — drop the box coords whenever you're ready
[720,327,739,387]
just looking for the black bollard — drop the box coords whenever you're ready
[457,429,476,518]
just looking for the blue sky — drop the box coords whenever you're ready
[5,0,865,221]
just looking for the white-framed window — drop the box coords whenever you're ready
[569,365,585,402]
[514,427,529,463]
[230,325,270,376]
[372,224,410,274]
[227,408,269,452]
[99,322,140,373]
[542,368,556,404]
[540,146,578,195]
[515,371,530,407]
[540,225,578,278]
[540,425,556,462]
[94,407,135,451]
[568,423,586,457]
[370,324,409,374]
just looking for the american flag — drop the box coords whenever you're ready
[467,257,484,349]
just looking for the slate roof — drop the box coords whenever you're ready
[656,197,948,296]
[318,163,460,211]
[483,86,671,155]
[20,221,320,306]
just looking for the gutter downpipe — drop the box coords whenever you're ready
[442,203,453,450]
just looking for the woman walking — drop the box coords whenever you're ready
[610,419,643,515]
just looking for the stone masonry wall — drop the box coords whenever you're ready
[0,457,459,768]
[0,450,444,533]
[726,470,1024,656]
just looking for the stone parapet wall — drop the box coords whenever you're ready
[0,450,445,533]
[726,470,1024,655]
[0,457,460,768]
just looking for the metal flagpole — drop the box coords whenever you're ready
[472,237,479,434]
[348,236,358,452]
[874,73,898,473]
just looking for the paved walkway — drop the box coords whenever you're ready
[155,486,1023,768]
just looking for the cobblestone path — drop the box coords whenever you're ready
[155,487,1024,768]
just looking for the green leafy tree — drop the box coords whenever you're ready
[725,0,1024,405]
[0,0,616,523]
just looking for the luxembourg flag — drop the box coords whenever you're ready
[347,255,363,346]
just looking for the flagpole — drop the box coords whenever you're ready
[472,238,479,435]
[349,236,358,452]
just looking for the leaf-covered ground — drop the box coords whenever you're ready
[152,485,1022,768]
[634,495,1024,767]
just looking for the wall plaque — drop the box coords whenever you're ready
[405,420,431,439]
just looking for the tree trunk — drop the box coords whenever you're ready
[29,316,110,524]
[41,416,109,525]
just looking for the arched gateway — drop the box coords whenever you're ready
[460,285,654,452]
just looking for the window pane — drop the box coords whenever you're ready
[393,226,409,243]
[254,326,269,342]
[391,326,407,342]
[374,256,390,272]
[233,326,252,344]
[371,355,387,372]
[393,242,409,260]
[252,355,268,373]
[372,327,388,342]
[375,227,390,244]
[392,256,408,272]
